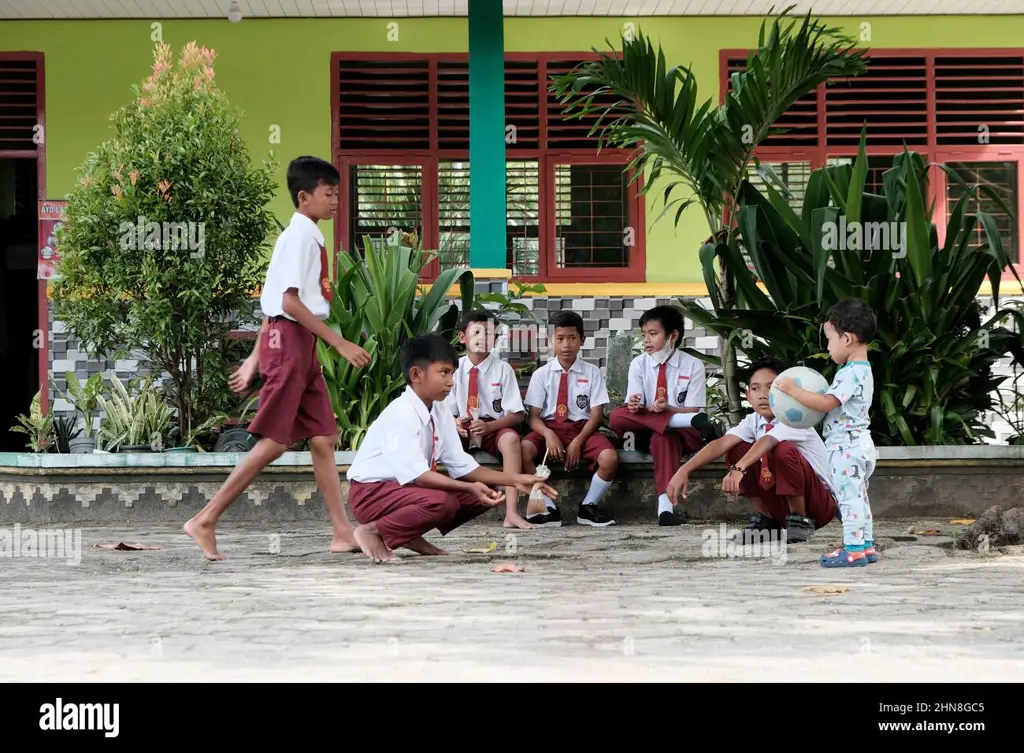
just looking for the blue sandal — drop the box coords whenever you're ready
[820,547,869,568]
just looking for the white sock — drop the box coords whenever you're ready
[668,412,695,428]
[582,473,612,507]
[658,493,673,515]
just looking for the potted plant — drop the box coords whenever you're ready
[57,371,103,453]
[167,412,228,453]
[9,392,54,453]
[97,374,174,452]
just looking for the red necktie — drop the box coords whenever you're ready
[555,371,569,423]
[429,416,437,472]
[319,242,332,302]
[656,362,667,403]
[760,424,774,489]
[467,367,479,416]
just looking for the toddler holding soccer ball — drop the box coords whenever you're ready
[773,299,878,568]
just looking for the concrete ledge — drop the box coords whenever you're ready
[2,444,1023,471]
[2,446,1022,524]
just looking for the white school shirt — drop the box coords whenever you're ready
[445,354,525,420]
[726,411,837,496]
[347,386,480,485]
[259,212,331,320]
[524,357,610,422]
[625,349,707,409]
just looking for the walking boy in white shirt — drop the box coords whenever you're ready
[665,357,839,543]
[184,156,370,561]
[609,305,717,526]
[346,334,558,563]
[445,310,534,530]
[521,311,619,527]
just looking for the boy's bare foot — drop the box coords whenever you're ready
[353,525,398,563]
[403,537,447,555]
[329,532,360,553]
[503,513,537,530]
[183,518,225,561]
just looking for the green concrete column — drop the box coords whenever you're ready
[468,0,508,275]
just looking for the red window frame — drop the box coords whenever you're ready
[721,47,1024,279]
[0,52,49,414]
[331,51,645,284]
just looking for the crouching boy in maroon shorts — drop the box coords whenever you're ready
[521,311,619,527]
[445,310,534,529]
[184,156,371,561]
[346,334,558,562]
[665,357,839,543]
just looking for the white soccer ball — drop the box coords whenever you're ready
[769,366,830,429]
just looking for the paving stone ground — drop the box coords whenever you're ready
[1,518,1023,682]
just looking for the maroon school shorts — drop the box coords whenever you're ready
[457,417,520,459]
[246,317,337,446]
[523,419,615,470]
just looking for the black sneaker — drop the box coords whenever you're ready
[526,507,562,526]
[659,511,684,526]
[577,504,616,527]
[784,513,815,543]
[690,412,717,444]
[729,512,779,542]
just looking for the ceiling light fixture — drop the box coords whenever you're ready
[228,1,243,22]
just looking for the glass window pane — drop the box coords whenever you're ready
[349,164,423,252]
[945,161,1019,263]
[553,163,630,269]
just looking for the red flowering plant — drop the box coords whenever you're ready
[51,42,279,448]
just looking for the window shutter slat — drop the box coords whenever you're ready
[936,55,1024,145]
[545,59,622,150]
[726,57,820,148]
[337,60,430,151]
[0,59,38,151]
[825,55,929,147]
[437,60,469,151]
[506,60,540,151]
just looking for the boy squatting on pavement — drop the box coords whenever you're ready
[665,356,840,544]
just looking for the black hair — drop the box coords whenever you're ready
[286,156,340,208]
[460,309,497,332]
[639,305,685,346]
[549,310,585,338]
[400,334,459,381]
[827,298,876,344]
[744,356,788,386]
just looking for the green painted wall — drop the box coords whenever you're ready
[3,15,1024,283]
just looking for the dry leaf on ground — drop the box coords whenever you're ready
[915,529,942,535]
[467,542,498,554]
[492,563,524,573]
[92,542,164,551]
[951,519,976,525]
[803,585,849,595]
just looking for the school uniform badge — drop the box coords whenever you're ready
[576,394,589,409]
[492,398,502,413]
[677,390,687,403]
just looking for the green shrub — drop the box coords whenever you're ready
[681,133,1024,445]
[51,41,278,445]
[317,237,470,450]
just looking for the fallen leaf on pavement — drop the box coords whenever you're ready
[492,563,524,573]
[92,542,164,551]
[951,519,976,525]
[467,542,498,554]
[915,529,942,535]
[803,585,849,595]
